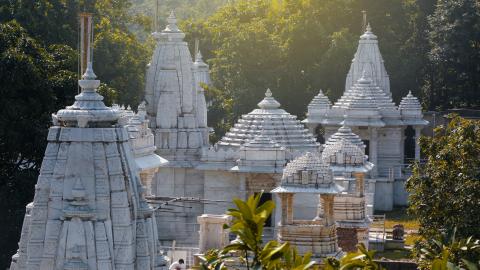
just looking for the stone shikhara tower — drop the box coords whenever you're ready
[10,14,160,270]
[145,11,210,162]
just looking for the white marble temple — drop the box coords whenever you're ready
[304,24,428,211]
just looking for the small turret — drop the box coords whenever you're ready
[399,91,428,126]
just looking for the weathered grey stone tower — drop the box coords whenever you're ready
[10,14,161,269]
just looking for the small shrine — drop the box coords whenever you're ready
[322,126,373,251]
[272,152,344,261]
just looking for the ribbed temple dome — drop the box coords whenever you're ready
[283,152,333,186]
[272,152,344,194]
[322,139,365,166]
[324,125,365,150]
[322,138,373,174]
[399,91,428,126]
[217,89,319,152]
[308,89,331,111]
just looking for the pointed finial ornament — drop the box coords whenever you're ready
[265,88,272,97]
[168,10,177,23]
[257,88,280,109]
[366,23,372,33]
[195,50,203,61]
[82,62,97,80]
[360,22,377,40]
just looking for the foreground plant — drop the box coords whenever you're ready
[415,229,480,270]
[324,243,383,270]
[199,192,316,270]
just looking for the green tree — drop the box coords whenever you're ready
[423,0,480,110]
[0,0,151,108]
[183,0,429,140]
[0,21,77,268]
[407,116,480,240]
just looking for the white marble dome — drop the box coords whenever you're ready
[217,89,319,153]
[272,152,343,194]
[322,138,373,173]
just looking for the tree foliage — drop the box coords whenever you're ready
[0,21,77,268]
[414,229,480,270]
[182,0,433,139]
[407,116,480,240]
[324,243,383,270]
[422,0,480,110]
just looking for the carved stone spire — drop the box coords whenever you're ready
[145,11,209,160]
[345,22,390,95]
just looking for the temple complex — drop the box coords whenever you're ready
[304,24,428,211]
[9,10,430,269]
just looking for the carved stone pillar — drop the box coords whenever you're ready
[354,172,364,197]
[414,126,422,161]
[315,195,324,220]
[369,127,378,177]
[280,193,294,225]
[321,194,334,226]
[139,168,159,196]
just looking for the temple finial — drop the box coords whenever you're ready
[168,10,177,24]
[82,62,97,80]
[366,23,372,33]
[265,88,272,97]
[196,50,203,61]
[163,10,181,33]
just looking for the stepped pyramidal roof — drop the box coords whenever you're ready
[216,89,319,153]
[10,63,161,270]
